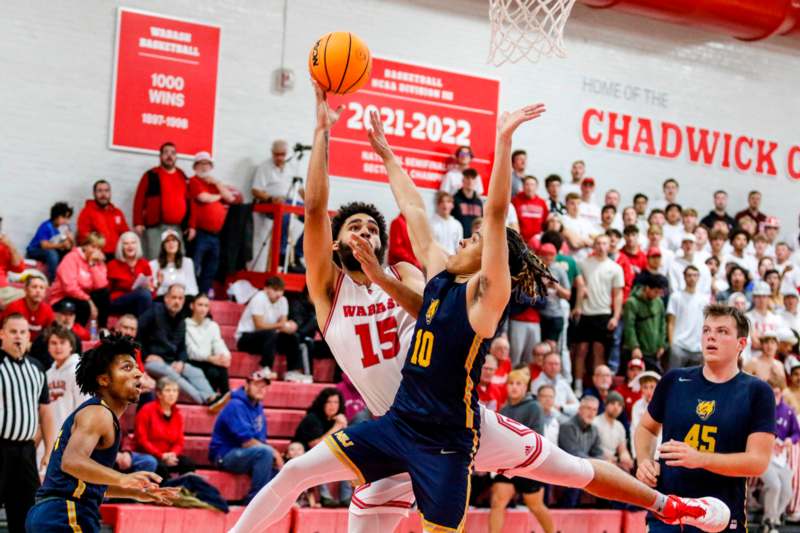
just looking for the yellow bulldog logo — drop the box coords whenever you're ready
[696,400,715,421]
[425,299,440,325]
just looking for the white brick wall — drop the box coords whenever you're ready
[2,1,799,249]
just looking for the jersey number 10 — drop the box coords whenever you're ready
[410,330,435,368]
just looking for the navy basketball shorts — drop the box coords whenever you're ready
[26,497,101,533]
[325,410,479,532]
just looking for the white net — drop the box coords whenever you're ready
[488,0,578,65]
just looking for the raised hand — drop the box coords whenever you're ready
[366,109,394,161]
[350,233,383,282]
[497,103,546,141]
[313,80,344,131]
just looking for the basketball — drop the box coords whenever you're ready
[308,31,372,95]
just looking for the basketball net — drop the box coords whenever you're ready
[488,0,577,65]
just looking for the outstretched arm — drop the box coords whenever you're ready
[367,110,447,280]
[62,406,162,490]
[304,82,345,325]
[466,104,546,339]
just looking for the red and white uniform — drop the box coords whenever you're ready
[323,267,594,527]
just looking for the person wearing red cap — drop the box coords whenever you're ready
[634,247,665,288]
[512,175,549,244]
[77,180,129,259]
[188,152,236,294]
[132,142,192,259]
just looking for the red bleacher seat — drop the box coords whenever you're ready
[182,406,303,438]
[209,300,244,327]
[229,351,261,378]
[220,325,237,352]
[195,470,249,501]
[183,436,290,467]
[100,504,292,533]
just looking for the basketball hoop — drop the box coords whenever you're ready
[488,0,577,65]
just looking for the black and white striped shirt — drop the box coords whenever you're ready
[0,350,49,441]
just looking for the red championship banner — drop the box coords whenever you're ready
[109,8,220,157]
[328,57,500,190]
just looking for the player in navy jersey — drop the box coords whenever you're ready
[26,333,179,532]
[232,85,731,533]
[635,303,776,532]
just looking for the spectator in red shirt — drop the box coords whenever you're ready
[387,213,420,268]
[621,225,647,275]
[2,274,53,340]
[512,175,549,243]
[477,355,506,411]
[48,232,110,327]
[107,231,154,317]
[77,180,129,258]
[133,142,192,259]
[135,377,196,479]
[606,229,635,302]
[52,300,90,343]
[188,152,236,294]
[0,234,26,307]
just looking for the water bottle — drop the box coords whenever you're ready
[90,319,98,341]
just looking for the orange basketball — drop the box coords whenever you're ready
[309,32,372,95]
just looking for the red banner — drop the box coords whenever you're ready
[328,57,500,190]
[109,8,220,157]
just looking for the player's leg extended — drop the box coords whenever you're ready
[347,474,415,533]
[477,408,729,531]
[488,480,515,533]
[522,488,555,533]
[229,439,355,532]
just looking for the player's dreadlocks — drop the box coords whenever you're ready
[506,227,554,300]
[75,331,140,395]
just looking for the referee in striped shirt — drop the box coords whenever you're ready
[0,313,55,533]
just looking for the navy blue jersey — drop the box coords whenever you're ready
[37,397,121,511]
[391,271,493,430]
[648,367,775,528]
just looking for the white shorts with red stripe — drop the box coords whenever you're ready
[349,405,594,517]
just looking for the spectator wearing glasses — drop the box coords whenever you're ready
[439,145,484,197]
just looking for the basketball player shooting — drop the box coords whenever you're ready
[26,333,180,532]
[230,82,730,533]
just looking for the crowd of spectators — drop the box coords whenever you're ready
[4,137,800,530]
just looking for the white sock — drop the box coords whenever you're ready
[229,442,353,533]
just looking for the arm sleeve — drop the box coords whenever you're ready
[557,422,588,458]
[90,262,108,291]
[183,260,199,296]
[38,372,50,405]
[210,322,230,356]
[388,219,420,267]
[666,295,677,317]
[132,174,148,227]
[747,379,778,435]
[224,405,260,444]
[528,402,544,434]
[57,256,90,300]
[622,300,639,350]
[612,264,625,289]
[647,371,674,424]
[657,304,667,349]
[172,413,185,455]
[293,415,326,445]
[788,407,800,443]
[589,431,605,459]
[117,208,130,234]
[175,322,188,362]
